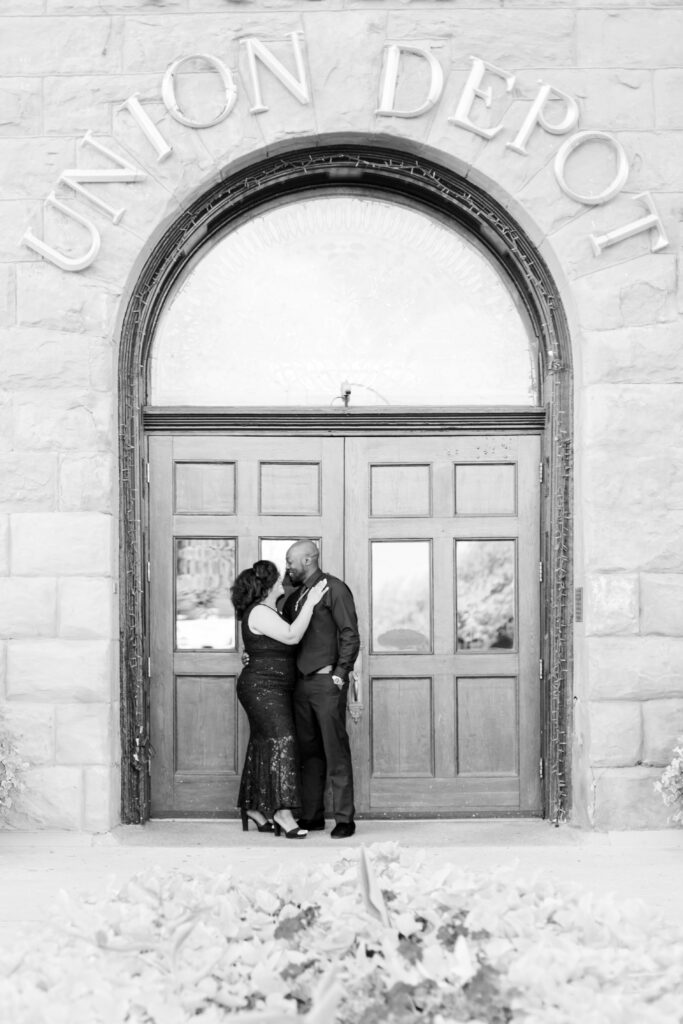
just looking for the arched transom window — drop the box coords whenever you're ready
[149,194,538,407]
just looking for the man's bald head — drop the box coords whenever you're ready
[285,540,320,584]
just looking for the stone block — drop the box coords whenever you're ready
[59,454,114,513]
[7,639,112,702]
[9,766,83,830]
[0,265,15,328]
[59,578,115,639]
[641,575,683,637]
[0,18,123,76]
[515,68,654,132]
[56,703,111,765]
[0,139,76,201]
[0,579,57,638]
[0,200,43,262]
[113,102,220,206]
[44,72,161,135]
[299,13,385,138]
[581,324,683,387]
[548,193,680,281]
[572,255,677,331]
[584,507,683,573]
[582,383,683,450]
[84,765,116,833]
[616,132,683,194]
[587,637,683,701]
[388,10,576,68]
[16,263,119,336]
[585,574,638,636]
[122,14,297,73]
[577,11,683,69]
[11,391,113,453]
[49,0,184,8]
[588,701,641,767]
[2,703,55,765]
[642,699,683,766]
[582,448,683,513]
[592,767,671,829]
[0,328,107,391]
[11,513,112,576]
[0,454,58,513]
[0,78,42,138]
[654,71,683,129]
[0,517,8,576]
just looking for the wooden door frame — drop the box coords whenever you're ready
[118,138,573,825]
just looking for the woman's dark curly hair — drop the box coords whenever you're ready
[231,560,279,619]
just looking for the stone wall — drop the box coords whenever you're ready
[1,0,682,829]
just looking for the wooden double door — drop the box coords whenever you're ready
[148,433,542,817]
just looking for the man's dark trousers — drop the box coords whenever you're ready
[294,672,355,823]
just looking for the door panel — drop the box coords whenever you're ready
[344,435,541,815]
[148,435,344,816]
[148,433,541,817]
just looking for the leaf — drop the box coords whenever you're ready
[358,846,391,928]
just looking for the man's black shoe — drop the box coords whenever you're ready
[330,821,356,839]
[297,817,326,831]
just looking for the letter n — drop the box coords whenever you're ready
[59,131,146,225]
[241,32,310,114]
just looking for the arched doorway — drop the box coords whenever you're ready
[118,141,573,824]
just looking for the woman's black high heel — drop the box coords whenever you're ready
[273,813,308,839]
[241,808,274,833]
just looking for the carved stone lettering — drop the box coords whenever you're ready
[376,44,444,119]
[59,132,146,225]
[554,130,629,206]
[507,82,580,156]
[117,94,173,162]
[448,57,515,140]
[22,191,101,272]
[241,32,310,115]
[162,54,237,130]
[590,192,669,256]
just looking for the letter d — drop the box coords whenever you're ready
[376,44,444,119]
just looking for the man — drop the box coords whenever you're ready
[283,540,360,838]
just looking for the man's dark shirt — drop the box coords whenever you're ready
[282,568,360,680]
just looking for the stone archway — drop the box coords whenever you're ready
[117,139,573,824]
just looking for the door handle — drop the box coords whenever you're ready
[348,641,364,723]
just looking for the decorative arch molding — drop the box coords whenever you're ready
[118,138,573,825]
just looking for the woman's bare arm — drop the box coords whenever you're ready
[248,579,327,644]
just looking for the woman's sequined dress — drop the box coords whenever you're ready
[236,604,301,816]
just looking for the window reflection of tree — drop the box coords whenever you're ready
[457,541,515,651]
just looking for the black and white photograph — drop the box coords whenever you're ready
[1,1,682,1021]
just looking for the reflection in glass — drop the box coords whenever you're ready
[150,196,537,407]
[176,539,236,650]
[372,542,431,653]
[456,541,515,651]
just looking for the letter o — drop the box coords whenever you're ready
[162,53,237,129]
[554,130,629,206]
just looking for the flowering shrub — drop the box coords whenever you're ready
[1,843,682,1024]
[655,736,683,825]
[0,712,27,818]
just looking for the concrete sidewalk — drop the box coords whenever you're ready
[1,819,682,946]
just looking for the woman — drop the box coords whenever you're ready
[231,560,327,839]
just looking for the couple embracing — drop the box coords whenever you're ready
[230,541,360,840]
